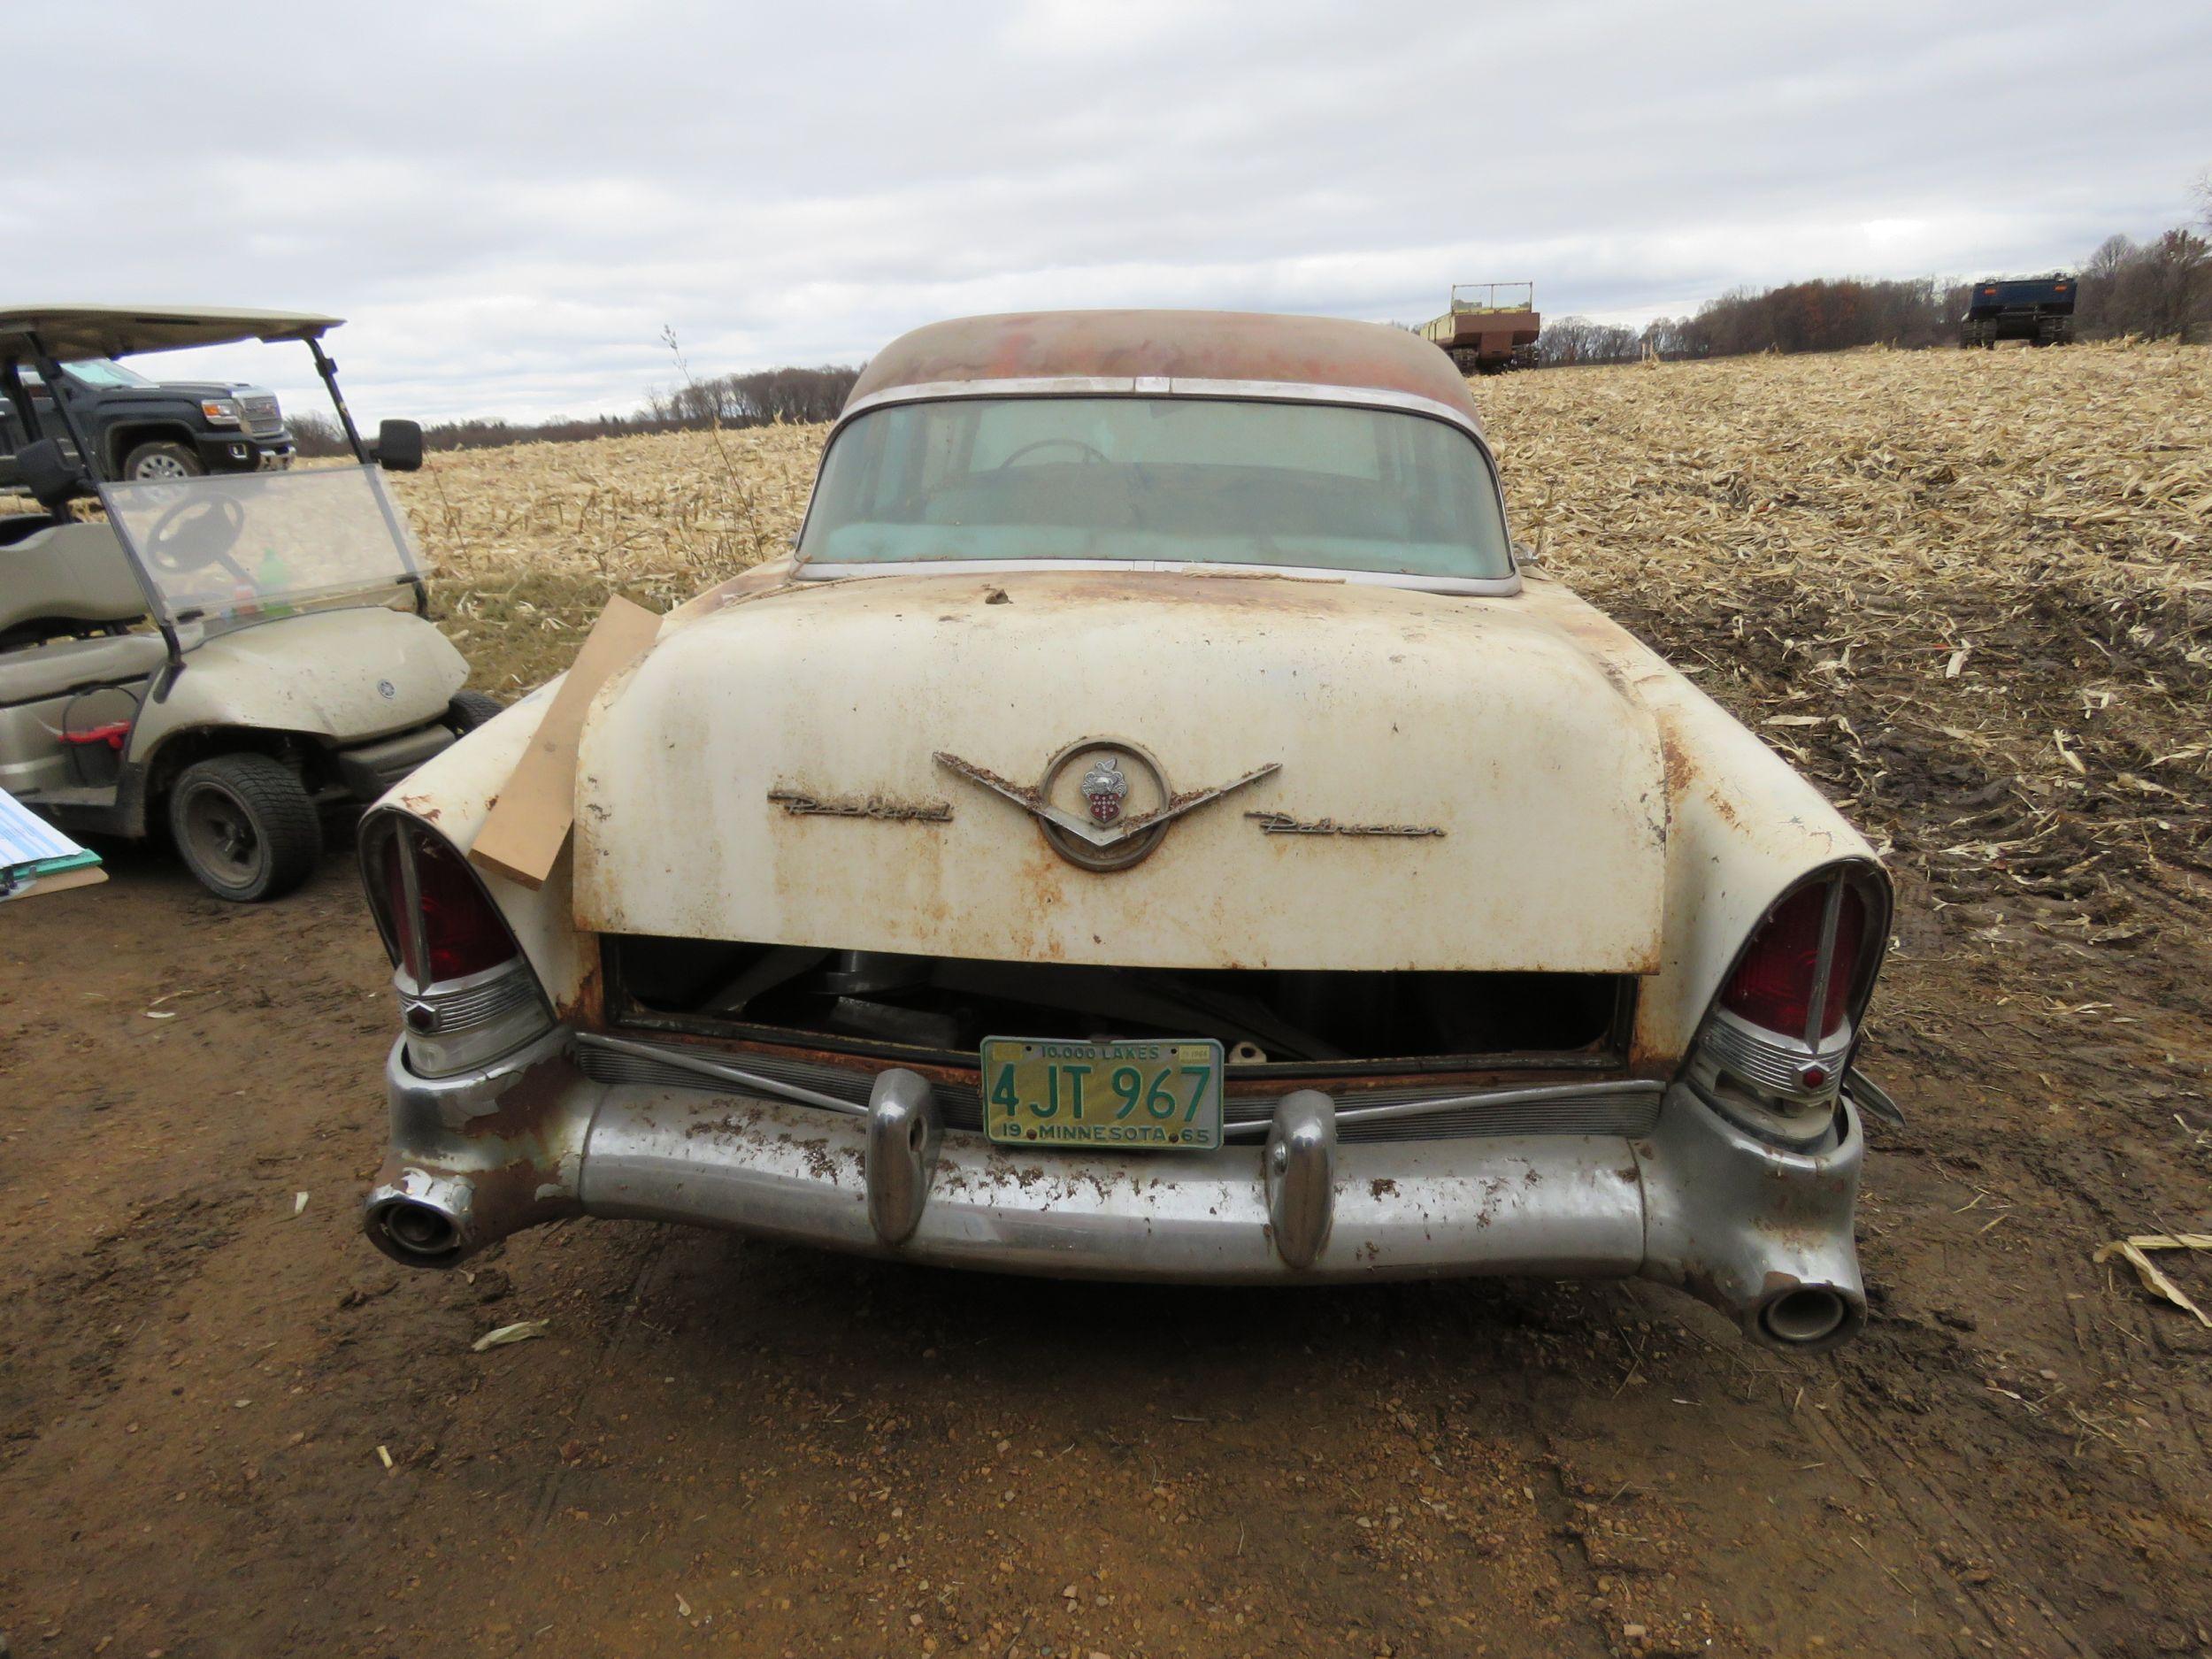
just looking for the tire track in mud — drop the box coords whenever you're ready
[3,774,2208,1655]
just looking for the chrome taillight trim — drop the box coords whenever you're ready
[398,953,541,1029]
[358,808,423,980]
[396,956,551,1077]
[1698,1008,1854,1101]
[1801,879,1846,1050]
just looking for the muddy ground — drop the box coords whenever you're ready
[4,347,2209,1657]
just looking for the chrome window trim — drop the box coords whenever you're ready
[792,376,1518,594]
[834,375,1492,447]
[798,558,1521,597]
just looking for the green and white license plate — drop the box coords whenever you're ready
[979,1037,1224,1151]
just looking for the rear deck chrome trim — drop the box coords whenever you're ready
[572,1032,1660,1144]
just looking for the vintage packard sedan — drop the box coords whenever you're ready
[359,311,1892,1350]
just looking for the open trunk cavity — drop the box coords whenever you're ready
[603,934,1632,1077]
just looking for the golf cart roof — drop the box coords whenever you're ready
[0,305,343,365]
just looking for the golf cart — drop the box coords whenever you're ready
[1,306,492,901]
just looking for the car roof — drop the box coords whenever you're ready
[847,309,1485,430]
[0,305,343,365]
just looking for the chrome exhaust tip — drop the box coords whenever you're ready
[1755,1285,1861,1350]
[365,1173,474,1266]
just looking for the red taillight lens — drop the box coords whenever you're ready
[1720,880,1867,1042]
[413,833,517,981]
[368,818,519,985]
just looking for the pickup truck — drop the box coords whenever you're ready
[1960,274,2076,349]
[0,355,294,483]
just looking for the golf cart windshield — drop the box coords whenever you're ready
[99,465,422,629]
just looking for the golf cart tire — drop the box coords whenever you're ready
[446,690,503,734]
[167,754,323,902]
[121,440,205,481]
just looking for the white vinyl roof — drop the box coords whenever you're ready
[0,305,343,365]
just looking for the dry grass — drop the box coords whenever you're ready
[382,424,822,690]
[13,342,2207,936]
[1479,341,2210,944]
[391,340,2212,938]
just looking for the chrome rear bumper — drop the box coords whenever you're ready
[364,1030,1869,1350]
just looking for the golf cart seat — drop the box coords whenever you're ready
[0,518,165,703]
[2,511,58,548]
[0,630,167,704]
[0,519,150,640]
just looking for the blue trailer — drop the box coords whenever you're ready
[1961,274,2076,348]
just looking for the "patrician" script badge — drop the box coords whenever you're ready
[1245,810,1445,839]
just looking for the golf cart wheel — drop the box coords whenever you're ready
[122,440,205,481]
[168,754,322,902]
[446,690,504,734]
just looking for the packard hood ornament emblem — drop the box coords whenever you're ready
[934,741,1279,872]
[1081,756,1129,825]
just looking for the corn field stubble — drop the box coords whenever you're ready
[389,341,2212,950]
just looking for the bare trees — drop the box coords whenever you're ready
[641,365,861,428]
[1634,278,1954,362]
[2075,229,2212,342]
[1617,217,2212,367]
[1537,318,1643,365]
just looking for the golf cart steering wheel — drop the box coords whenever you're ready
[142,492,250,580]
[995,437,1109,469]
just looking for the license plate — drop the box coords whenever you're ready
[979,1037,1224,1151]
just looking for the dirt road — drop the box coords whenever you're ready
[1,829,2206,1657]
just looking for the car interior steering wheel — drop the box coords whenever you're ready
[995,437,1110,468]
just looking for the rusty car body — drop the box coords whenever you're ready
[357,310,1893,1351]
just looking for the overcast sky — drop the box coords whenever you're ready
[13,0,2209,423]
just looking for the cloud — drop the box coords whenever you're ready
[26,0,2210,420]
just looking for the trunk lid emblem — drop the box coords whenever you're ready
[935,741,1279,872]
[1081,756,1129,824]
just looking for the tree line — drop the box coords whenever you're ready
[1538,189,2212,366]
[292,362,863,456]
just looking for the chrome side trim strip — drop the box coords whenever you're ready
[1222,1078,1661,1141]
[573,1034,1655,1143]
[573,1031,864,1116]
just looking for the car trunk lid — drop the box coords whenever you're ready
[571,569,1666,973]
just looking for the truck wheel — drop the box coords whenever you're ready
[167,754,323,902]
[445,690,504,734]
[122,440,204,480]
